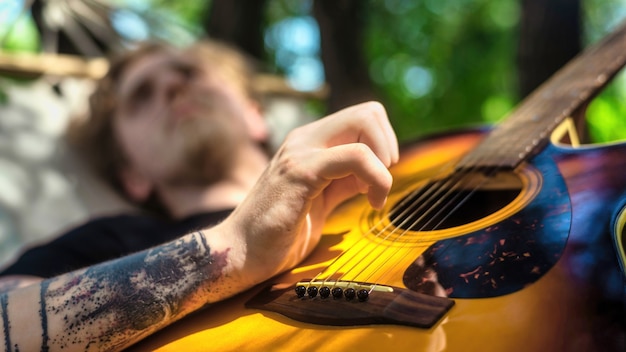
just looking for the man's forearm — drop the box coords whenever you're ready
[0,231,233,352]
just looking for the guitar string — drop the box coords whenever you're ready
[356,98,566,294]
[307,129,513,290]
[344,170,470,292]
[306,94,563,291]
[313,152,486,290]
[310,129,532,294]
[352,161,494,288]
[309,158,461,288]
[309,160,455,285]
[365,166,498,294]
[368,111,577,290]
[318,164,464,287]
[316,122,536,293]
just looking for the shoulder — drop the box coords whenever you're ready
[0,213,162,278]
[0,210,233,278]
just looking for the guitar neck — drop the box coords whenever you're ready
[457,20,626,171]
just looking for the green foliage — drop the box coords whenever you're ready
[364,0,519,143]
[0,11,40,52]
[0,9,41,104]
[582,0,626,143]
[147,0,208,28]
[586,71,626,143]
[361,0,626,144]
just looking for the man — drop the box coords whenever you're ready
[0,40,278,279]
[0,39,399,351]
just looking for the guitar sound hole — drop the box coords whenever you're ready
[390,172,522,231]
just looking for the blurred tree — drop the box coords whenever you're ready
[203,0,268,61]
[518,0,582,98]
[203,0,376,114]
[313,0,377,113]
[518,0,585,139]
[364,0,520,142]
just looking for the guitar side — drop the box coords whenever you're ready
[131,129,626,352]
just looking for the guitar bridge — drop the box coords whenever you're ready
[245,281,454,328]
[293,279,393,301]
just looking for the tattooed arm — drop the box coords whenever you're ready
[0,101,398,351]
[0,230,242,351]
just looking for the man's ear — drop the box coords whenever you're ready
[119,167,153,202]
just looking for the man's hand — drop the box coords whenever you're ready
[222,101,399,283]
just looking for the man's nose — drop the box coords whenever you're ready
[161,64,195,101]
[162,72,187,102]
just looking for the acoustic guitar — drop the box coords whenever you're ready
[132,20,626,352]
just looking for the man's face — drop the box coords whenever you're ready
[113,49,258,188]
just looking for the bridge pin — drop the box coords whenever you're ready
[331,287,343,299]
[319,286,331,298]
[295,286,307,297]
[307,286,319,298]
[357,289,369,301]
[344,288,356,301]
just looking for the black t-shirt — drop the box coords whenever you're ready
[0,209,233,278]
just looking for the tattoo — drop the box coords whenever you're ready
[1,294,11,352]
[42,232,229,350]
[39,280,50,352]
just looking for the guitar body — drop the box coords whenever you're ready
[132,128,626,352]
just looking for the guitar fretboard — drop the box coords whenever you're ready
[457,20,626,170]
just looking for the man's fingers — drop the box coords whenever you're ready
[325,102,399,168]
[348,101,399,167]
[368,102,400,165]
[290,102,399,169]
[310,143,393,209]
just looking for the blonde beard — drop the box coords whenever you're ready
[162,108,248,187]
